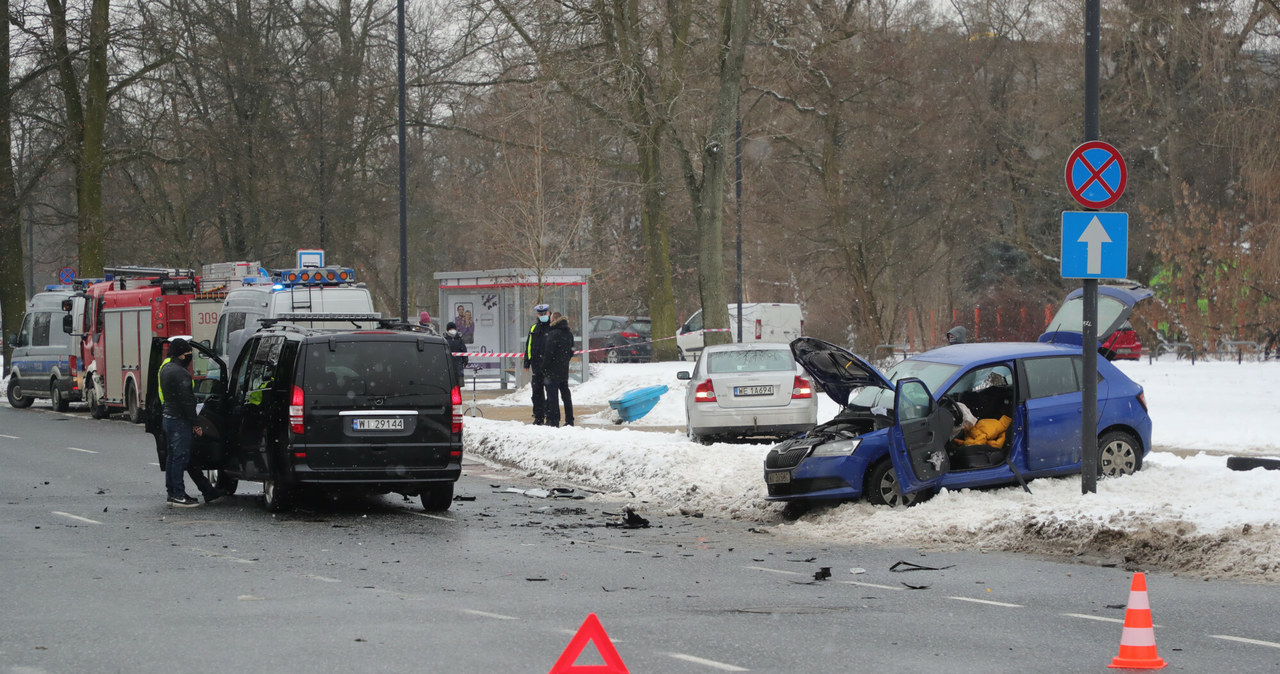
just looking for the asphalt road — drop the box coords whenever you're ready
[3,401,1280,673]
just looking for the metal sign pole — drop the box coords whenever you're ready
[1081,0,1101,494]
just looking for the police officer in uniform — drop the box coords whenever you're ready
[522,303,552,424]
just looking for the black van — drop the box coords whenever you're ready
[145,315,463,511]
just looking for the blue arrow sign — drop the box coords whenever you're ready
[1061,212,1128,279]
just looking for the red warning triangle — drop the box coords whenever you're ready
[548,613,630,674]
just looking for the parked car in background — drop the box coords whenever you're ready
[678,342,817,444]
[1101,321,1142,360]
[677,303,804,361]
[765,285,1154,507]
[588,315,652,363]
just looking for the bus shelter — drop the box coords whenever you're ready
[434,268,591,389]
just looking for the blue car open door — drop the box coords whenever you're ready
[887,378,952,494]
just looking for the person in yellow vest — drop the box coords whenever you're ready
[159,339,222,506]
[522,303,552,425]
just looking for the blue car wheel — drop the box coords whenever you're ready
[865,458,926,507]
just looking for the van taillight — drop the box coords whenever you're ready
[791,376,813,399]
[451,386,463,433]
[755,319,762,340]
[289,385,305,434]
[694,379,717,402]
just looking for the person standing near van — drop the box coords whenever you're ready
[159,339,219,507]
[444,321,468,382]
[541,312,575,427]
[523,303,552,424]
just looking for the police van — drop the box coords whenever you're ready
[210,265,378,370]
[6,287,87,410]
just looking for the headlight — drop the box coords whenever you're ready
[809,438,860,457]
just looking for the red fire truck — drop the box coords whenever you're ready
[70,267,201,422]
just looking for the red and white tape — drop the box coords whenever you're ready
[449,328,730,358]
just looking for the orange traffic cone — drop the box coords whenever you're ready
[1109,572,1167,669]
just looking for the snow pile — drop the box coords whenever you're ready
[466,357,1280,581]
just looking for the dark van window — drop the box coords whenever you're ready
[1024,356,1080,399]
[304,340,451,395]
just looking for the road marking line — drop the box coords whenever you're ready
[191,547,255,564]
[1064,613,1123,624]
[665,652,749,671]
[410,511,455,522]
[838,580,902,591]
[0,434,19,439]
[744,566,805,576]
[1210,635,1280,649]
[52,511,101,524]
[459,608,519,621]
[948,596,1023,608]
[566,538,652,555]
[304,575,342,583]
[67,447,98,454]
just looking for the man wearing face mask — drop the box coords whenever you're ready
[159,339,218,507]
[522,303,552,425]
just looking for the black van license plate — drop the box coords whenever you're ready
[353,417,405,431]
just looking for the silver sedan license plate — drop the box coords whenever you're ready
[734,385,773,397]
[354,417,404,431]
[766,471,791,484]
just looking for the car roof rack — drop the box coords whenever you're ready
[259,313,419,332]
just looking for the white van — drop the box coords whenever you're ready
[6,288,86,410]
[677,303,804,361]
[211,266,378,370]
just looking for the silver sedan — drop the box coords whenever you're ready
[677,342,818,444]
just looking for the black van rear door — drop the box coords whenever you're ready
[297,335,455,470]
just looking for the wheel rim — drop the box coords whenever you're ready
[50,383,60,406]
[1099,437,1138,476]
[606,349,619,363]
[876,468,917,507]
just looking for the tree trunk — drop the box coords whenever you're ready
[1,8,26,362]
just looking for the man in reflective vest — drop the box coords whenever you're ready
[522,303,552,425]
[159,339,222,506]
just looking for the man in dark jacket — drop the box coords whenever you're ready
[159,339,219,506]
[444,321,468,383]
[541,312,575,427]
[523,303,552,424]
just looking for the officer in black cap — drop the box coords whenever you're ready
[522,303,552,424]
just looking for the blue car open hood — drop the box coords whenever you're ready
[1038,283,1153,347]
[790,337,894,407]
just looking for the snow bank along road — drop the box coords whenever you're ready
[465,358,1280,583]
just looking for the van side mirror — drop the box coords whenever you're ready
[62,314,74,334]
[61,299,74,311]
[7,333,19,348]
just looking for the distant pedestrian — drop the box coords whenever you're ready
[444,321,468,383]
[522,303,552,424]
[159,339,220,507]
[946,326,968,345]
[419,310,439,336]
[542,311,575,427]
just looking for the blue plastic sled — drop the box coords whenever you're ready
[608,385,669,422]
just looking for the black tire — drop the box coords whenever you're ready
[1226,456,1280,472]
[421,483,454,511]
[125,382,143,424]
[687,428,712,446]
[88,386,108,419]
[205,470,239,494]
[864,458,925,507]
[50,380,70,412]
[7,377,34,408]
[262,474,291,512]
[1098,430,1142,477]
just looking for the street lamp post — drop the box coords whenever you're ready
[396,0,408,322]
[734,96,744,343]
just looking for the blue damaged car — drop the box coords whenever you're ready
[764,284,1154,507]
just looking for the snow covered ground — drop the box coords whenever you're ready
[469,356,1280,582]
